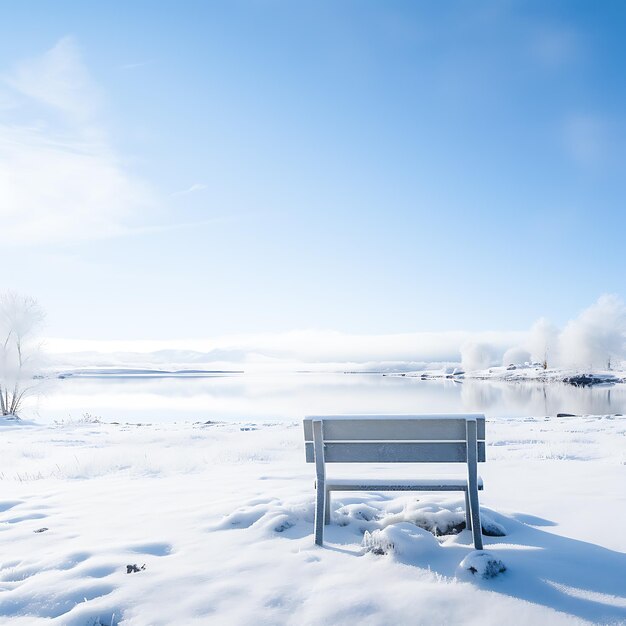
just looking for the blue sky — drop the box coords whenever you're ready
[1,1,625,340]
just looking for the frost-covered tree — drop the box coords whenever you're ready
[502,346,531,367]
[460,341,496,372]
[559,294,626,369]
[0,292,45,416]
[528,317,559,369]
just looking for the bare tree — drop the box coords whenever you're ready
[0,292,45,416]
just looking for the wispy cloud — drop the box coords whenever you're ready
[5,36,100,122]
[0,37,157,246]
[171,183,208,196]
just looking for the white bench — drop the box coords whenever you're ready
[303,413,486,549]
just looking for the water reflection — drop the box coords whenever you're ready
[26,373,626,423]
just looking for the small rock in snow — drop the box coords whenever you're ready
[274,519,295,533]
[458,551,506,579]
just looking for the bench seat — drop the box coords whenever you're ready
[325,476,484,491]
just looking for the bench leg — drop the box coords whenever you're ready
[467,484,483,550]
[325,487,331,525]
[464,489,472,531]
[314,480,325,546]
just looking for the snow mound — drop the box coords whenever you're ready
[384,501,466,536]
[335,502,382,529]
[379,501,506,537]
[458,550,507,580]
[213,496,314,537]
[363,522,440,558]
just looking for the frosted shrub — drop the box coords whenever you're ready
[0,292,45,416]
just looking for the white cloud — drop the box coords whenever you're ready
[5,37,99,122]
[171,183,207,196]
[0,37,156,245]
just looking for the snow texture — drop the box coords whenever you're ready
[0,414,625,624]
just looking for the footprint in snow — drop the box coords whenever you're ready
[4,512,47,523]
[0,500,23,513]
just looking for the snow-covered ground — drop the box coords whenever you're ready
[1,414,625,625]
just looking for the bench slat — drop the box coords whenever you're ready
[327,477,484,490]
[303,414,485,442]
[305,441,486,463]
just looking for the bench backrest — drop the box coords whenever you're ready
[303,414,486,463]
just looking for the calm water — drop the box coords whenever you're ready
[26,373,626,423]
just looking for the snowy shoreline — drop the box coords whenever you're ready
[50,364,626,387]
[389,364,626,387]
[1,414,625,625]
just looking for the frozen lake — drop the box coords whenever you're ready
[27,373,626,423]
